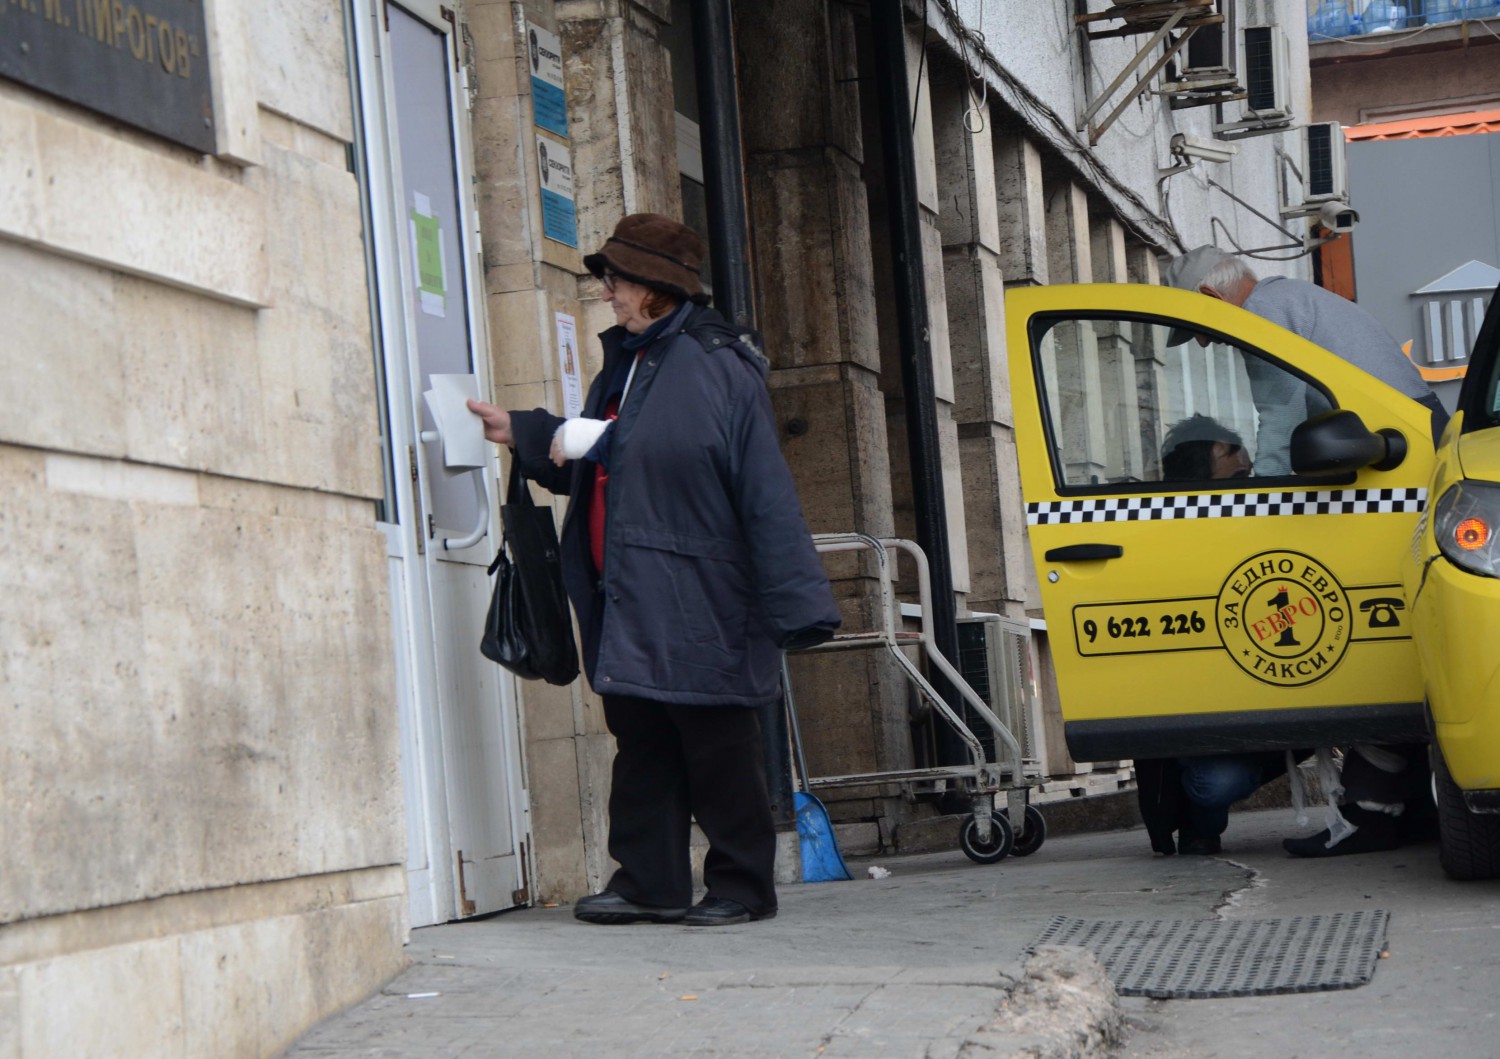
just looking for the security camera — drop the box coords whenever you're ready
[1317,200,1359,233]
[1169,133,1240,165]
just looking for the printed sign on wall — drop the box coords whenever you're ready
[555,312,583,418]
[526,22,567,137]
[536,135,577,248]
[409,191,446,317]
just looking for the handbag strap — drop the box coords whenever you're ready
[506,452,534,508]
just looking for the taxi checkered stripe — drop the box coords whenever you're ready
[1025,488,1426,526]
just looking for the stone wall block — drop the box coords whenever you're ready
[271,517,404,876]
[749,157,879,372]
[0,245,125,458]
[252,142,383,497]
[959,429,1028,616]
[526,734,589,904]
[930,70,999,252]
[768,373,858,534]
[938,411,970,597]
[921,218,955,405]
[472,94,536,278]
[941,245,1009,426]
[905,28,938,215]
[0,967,16,1059]
[994,132,1049,287]
[736,0,832,153]
[4,466,401,924]
[621,14,681,217]
[560,17,626,254]
[116,273,266,480]
[1090,216,1128,283]
[1,474,148,921]
[0,98,270,307]
[19,937,185,1058]
[252,0,356,143]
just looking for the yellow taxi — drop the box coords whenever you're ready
[1403,289,1500,878]
[1004,280,1500,878]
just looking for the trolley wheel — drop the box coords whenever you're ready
[1010,804,1048,857]
[959,810,1014,864]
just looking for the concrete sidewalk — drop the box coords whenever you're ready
[284,817,1264,1058]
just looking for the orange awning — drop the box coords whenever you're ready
[1345,109,1500,140]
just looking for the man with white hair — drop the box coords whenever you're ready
[1162,245,1447,475]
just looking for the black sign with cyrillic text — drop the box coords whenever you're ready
[1,0,214,153]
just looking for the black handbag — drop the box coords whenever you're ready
[480,458,580,685]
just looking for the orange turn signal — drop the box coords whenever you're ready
[1455,517,1491,551]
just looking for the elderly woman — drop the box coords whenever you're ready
[468,214,839,926]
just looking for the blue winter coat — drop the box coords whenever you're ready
[508,304,840,706]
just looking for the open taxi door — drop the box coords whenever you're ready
[1005,283,1437,761]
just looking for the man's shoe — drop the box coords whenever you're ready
[681,897,777,926]
[573,890,687,925]
[1283,805,1401,858]
[1177,834,1222,855]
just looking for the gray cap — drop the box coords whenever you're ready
[1162,245,1234,346]
[1163,245,1234,292]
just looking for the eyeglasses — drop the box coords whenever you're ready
[601,271,619,293]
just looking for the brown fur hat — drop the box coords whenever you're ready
[583,213,709,305]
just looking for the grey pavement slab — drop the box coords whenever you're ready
[290,806,1500,1057]
[286,815,1250,1058]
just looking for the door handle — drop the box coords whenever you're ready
[443,470,490,551]
[1044,543,1123,562]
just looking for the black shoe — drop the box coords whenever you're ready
[1283,806,1401,858]
[681,897,777,926]
[1147,828,1177,856]
[573,890,688,925]
[1177,834,1222,855]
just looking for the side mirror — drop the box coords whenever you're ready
[1290,409,1406,476]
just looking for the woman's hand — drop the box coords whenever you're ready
[549,432,568,467]
[466,399,513,446]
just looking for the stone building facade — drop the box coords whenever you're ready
[1,0,1319,1054]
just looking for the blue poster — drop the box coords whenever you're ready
[527,23,568,137]
[537,135,578,248]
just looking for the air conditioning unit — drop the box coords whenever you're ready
[1239,25,1292,123]
[955,615,1045,777]
[1181,0,1233,80]
[1302,121,1348,203]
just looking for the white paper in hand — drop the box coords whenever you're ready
[422,374,489,470]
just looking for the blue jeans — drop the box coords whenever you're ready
[1177,753,1281,838]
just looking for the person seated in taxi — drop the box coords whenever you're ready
[1137,414,1290,855]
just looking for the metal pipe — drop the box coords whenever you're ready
[869,0,967,770]
[692,0,796,829]
[692,0,755,331]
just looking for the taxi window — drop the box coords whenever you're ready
[1032,314,1332,489]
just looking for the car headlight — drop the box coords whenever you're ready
[1433,480,1500,578]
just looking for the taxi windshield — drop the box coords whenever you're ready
[1465,283,1500,432]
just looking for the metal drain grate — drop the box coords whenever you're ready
[1028,910,1389,999]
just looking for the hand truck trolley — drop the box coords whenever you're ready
[786,532,1046,863]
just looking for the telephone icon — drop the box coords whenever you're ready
[1360,597,1405,630]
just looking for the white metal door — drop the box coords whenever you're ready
[352,0,528,924]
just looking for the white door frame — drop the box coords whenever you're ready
[348,0,530,926]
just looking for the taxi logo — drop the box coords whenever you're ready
[1215,551,1350,687]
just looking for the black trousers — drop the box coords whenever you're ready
[602,694,778,914]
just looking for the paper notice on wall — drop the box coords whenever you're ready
[410,191,446,317]
[556,312,583,418]
[536,135,578,247]
[526,22,568,137]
